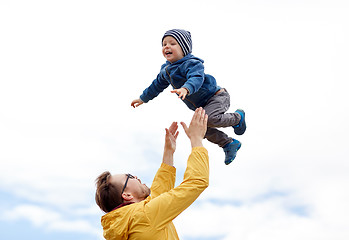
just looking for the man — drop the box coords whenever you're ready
[95,107,209,239]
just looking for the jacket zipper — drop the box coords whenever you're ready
[166,66,198,109]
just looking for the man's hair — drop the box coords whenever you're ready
[95,171,123,213]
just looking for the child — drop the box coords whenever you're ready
[131,29,246,165]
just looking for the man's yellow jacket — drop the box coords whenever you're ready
[101,147,209,240]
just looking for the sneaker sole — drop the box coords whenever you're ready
[234,109,246,135]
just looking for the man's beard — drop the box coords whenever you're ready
[141,185,151,200]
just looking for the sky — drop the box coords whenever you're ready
[0,0,348,239]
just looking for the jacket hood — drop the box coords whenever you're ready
[101,204,134,240]
[165,53,204,65]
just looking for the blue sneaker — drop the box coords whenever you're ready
[223,139,241,165]
[233,109,246,135]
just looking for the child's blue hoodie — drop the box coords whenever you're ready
[140,54,221,111]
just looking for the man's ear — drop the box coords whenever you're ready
[122,192,134,202]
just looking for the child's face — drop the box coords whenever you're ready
[162,36,184,63]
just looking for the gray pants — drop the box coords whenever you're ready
[203,89,241,148]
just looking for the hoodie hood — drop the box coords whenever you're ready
[164,53,203,66]
[101,204,135,240]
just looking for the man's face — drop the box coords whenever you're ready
[110,174,150,201]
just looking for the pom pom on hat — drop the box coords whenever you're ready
[162,29,192,56]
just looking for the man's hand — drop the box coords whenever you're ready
[163,122,179,166]
[131,99,144,108]
[171,88,188,100]
[180,107,208,148]
[165,122,179,154]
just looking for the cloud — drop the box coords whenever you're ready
[4,205,60,227]
[3,204,101,238]
[176,197,349,240]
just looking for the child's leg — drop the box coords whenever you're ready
[205,127,233,148]
[204,89,241,128]
[205,126,241,165]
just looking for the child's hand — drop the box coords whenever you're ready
[171,88,188,100]
[131,99,144,108]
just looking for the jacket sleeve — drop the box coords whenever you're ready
[181,60,205,95]
[149,163,176,198]
[144,147,209,229]
[140,73,170,103]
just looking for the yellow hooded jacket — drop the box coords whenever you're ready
[101,147,209,240]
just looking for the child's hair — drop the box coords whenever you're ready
[162,29,192,56]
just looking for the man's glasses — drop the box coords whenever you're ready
[121,174,135,194]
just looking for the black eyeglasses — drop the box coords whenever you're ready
[121,174,135,194]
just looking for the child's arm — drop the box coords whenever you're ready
[134,71,170,107]
[131,98,144,108]
[171,87,189,100]
[181,60,205,96]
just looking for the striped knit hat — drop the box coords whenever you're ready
[162,29,192,56]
